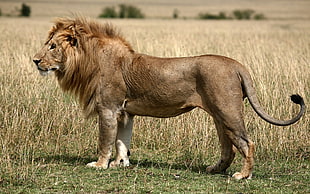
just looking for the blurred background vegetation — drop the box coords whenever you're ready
[0,0,309,20]
[99,4,144,19]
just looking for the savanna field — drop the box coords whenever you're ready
[0,0,309,193]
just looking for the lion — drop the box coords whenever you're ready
[33,17,305,179]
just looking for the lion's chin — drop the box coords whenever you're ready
[38,66,59,76]
[39,70,52,76]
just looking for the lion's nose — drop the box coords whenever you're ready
[33,59,41,66]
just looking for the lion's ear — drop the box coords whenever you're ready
[66,25,78,47]
[67,35,78,47]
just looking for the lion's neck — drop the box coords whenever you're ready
[55,57,100,118]
[55,41,134,118]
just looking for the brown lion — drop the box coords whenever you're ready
[33,17,305,179]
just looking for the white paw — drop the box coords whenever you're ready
[109,158,130,168]
[86,161,109,169]
[232,172,243,180]
[232,172,252,180]
[121,158,130,167]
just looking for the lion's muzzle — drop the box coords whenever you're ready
[33,58,60,76]
[33,58,41,66]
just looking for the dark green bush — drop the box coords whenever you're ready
[99,4,144,19]
[119,4,144,18]
[232,9,254,20]
[173,9,179,19]
[20,3,31,17]
[253,13,266,20]
[198,9,265,20]
[198,12,228,20]
[99,7,117,18]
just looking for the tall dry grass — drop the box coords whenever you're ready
[0,18,309,184]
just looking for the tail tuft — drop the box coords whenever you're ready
[290,94,304,105]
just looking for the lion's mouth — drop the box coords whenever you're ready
[37,66,60,76]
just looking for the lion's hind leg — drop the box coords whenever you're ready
[219,117,254,179]
[206,118,236,174]
[208,112,254,179]
[232,139,254,180]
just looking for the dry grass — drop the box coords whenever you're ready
[0,17,309,189]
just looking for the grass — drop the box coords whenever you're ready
[0,16,309,193]
[1,158,309,193]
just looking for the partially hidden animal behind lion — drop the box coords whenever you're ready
[33,17,305,179]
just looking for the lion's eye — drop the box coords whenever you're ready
[50,43,56,50]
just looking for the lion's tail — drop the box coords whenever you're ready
[238,68,306,126]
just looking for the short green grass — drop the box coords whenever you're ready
[1,154,309,193]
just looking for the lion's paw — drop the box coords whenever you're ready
[109,158,130,168]
[206,165,222,174]
[232,172,252,180]
[206,165,216,173]
[86,161,109,169]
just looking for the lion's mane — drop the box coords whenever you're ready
[49,17,134,117]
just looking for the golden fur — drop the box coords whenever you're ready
[33,17,305,179]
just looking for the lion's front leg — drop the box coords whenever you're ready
[87,109,118,169]
[110,113,134,168]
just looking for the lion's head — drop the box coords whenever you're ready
[33,21,78,76]
[33,17,133,117]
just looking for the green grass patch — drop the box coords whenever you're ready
[1,154,308,193]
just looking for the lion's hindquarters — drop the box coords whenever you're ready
[196,58,255,179]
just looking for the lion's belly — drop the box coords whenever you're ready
[123,93,200,118]
[125,101,195,118]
